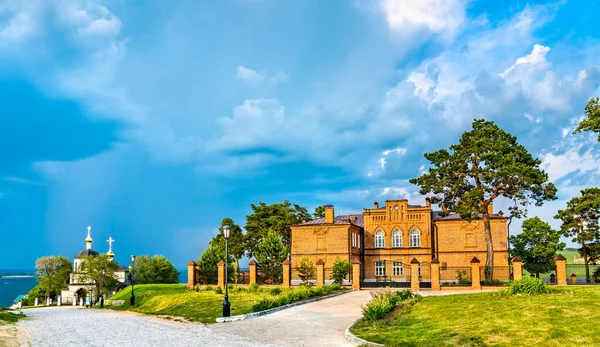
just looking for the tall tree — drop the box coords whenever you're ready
[510,217,565,277]
[210,218,245,275]
[572,97,600,140]
[410,119,557,280]
[134,255,180,284]
[197,242,227,269]
[555,188,600,283]
[244,200,310,257]
[76,254,120,301]
[254,229,289,283]
[313,205,327,219]
[35,256,72,301]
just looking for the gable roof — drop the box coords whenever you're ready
[432,211,507,221]
[296,214,364,228]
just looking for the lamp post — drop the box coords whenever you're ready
[222,225,231,317]
[101,268,106,308]
[130,255,136,306]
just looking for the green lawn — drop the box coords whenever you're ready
[0,309,25,325]
[351,286,600,347]
[105,284,346,323]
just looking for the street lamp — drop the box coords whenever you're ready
[130,255,136,306]
[222,225,231,317]
[101,268,106,308]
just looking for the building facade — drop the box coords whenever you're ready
[290,200,509,285]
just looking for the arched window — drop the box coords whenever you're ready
[375,230,385,248]
[392,229,402,248]
[410,229,421,247]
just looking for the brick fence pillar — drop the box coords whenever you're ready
[410,258,420,292]
[555,254,567,286]
[431,257,440,291]
[571,273,577,285]
[512,256,522,281]
[471,257,481,290]
[282,259,291,288]
[352,257,361,291]
[187,260,197,289]
[316,259,325,287]
[249,260,258,286]
[217,260,225,289]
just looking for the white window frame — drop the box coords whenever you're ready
[352,233,356,247]
[358,234,361,249]
[392,229,402,248]
[393,262,403,276]
[375,261,385,276]
[375,230,385,248]
[410,229,421,248]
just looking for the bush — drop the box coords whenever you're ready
[330,258,351,285]
[253,298,276,312]
[205,285,213,291]
[296,256,316,285]
[361,290,421,321]
[505,277,552,295]
[249,283,260,293]
[194,284,200,292]
[330,283,342,291]
[215,286,223,294]
[269,287,282,295]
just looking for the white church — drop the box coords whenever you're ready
[60,226,130,306]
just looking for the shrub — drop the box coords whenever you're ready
[330,283,342,291]
[194,284,200,292]
[275,295,290,306]
[249,283,260,293]
[215,286,223,294]
[361,290,420,321]
[296,256,317,285]
[269,287,282,296]
[456,270,471,285]
[236,286,247,293]
[228,284,233,290]
[253,298,276,312]
[330,258,351,285]
[505,277,552,295]
[205,285,213,291]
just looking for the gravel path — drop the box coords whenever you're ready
[17,307,280,347]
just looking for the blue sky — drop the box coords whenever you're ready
[1,0,599,269]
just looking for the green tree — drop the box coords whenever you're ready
[244,200,310,257]
[197,242,227,269]
[295,255,316,285]
[313,205,327,219]
[410,119,557,280]
[254,230,289,283]
[510,217,565,277]
[573,97,600,140]
[330,258,351,285]
[35,255,72,301]
[210,218,245,280]
[134,255,179,284]
[76,254,120,301]
[555,188,600,283]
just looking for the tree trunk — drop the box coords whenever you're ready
[483,213,494,281]
[583,239,591,283]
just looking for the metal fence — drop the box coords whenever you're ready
[479,266,511,284]
[565,264,600,284]
[196,268,218,285]
[440,267,471,285]
[257,265,283,285]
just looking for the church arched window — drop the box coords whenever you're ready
[375,230,385,248]
[392,229,402,248]
[410,228,421,248]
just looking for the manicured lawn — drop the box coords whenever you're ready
[0,309,25,325]
[105,284,346,323]
[351,286,600,346]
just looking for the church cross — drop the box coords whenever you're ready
[107,237,115,248]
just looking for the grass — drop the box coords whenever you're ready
[0,309,25,325]
[350,286,600,347]
[105,284,347,323]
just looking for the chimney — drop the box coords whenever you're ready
[487,202,493,214]
[325,204,334,223]
[374,201,379,209]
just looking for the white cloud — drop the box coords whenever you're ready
[500,44,550,78]
[380,0,467,41]
[2,177,42,186]
[236,65,289,86]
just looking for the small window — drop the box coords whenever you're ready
[441,262,447,270]
[352,233,356,247]
[358,234,361,249]
[375,261,386,276]
[418,263,422,276]
[375,230,385,248]
[393,262,403,276]
[392,229,402,248]
[410,229,421,248]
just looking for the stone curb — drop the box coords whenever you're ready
[215,289,353,323]
[344,320,384,347]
